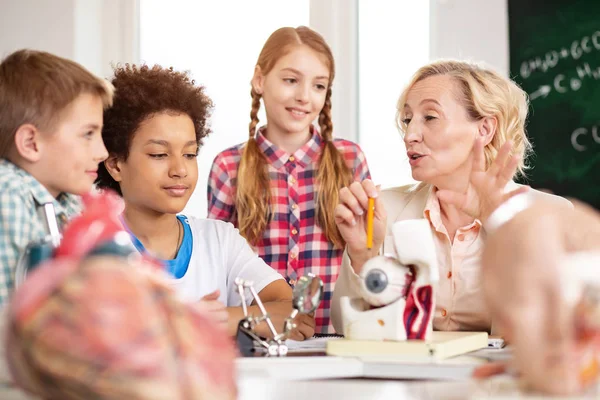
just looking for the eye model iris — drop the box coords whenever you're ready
[365,269,388,294]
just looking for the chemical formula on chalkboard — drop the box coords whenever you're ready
[571,124,600,152]
[518,30,600,109]
[520,32,600,79]
[509,0,600,208]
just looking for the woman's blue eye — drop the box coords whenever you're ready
[402,118,412,125]
[425,115,437,121]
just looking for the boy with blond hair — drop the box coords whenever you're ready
[0,49,114,304]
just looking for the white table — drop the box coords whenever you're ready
[237,347,512,381]
[235,347,600,399]
[237,375,600,400]
[3,351,599,400]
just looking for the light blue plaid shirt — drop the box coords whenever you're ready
[0,159,81,305]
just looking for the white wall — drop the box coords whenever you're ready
[310,0,359,142]
[0,0,76,60]
[0,0,139,78]
[357,1,430,190]
[430,0,509,76]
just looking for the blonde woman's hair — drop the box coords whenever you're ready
[396,59,532,176]
[236,26,352,248]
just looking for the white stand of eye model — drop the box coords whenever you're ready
[340,219,439,341]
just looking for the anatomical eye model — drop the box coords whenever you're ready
[341,219,439,341]
[361,260,416,307]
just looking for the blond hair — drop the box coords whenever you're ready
[236,26,352,248]
[396,60,532,176]
[0,49,114,157]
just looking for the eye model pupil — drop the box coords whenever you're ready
[365,269,388,294]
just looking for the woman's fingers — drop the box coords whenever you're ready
[361,179,379,199]
[334,204,357,227]
[488,140,513,178]
[349,181,370,213]
[339,186,364,217]
[337,179,385,231]
[497,154,520,188]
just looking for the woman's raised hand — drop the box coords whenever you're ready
[334,179,387,273]
[437,138,529,223]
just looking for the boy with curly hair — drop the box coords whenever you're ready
[96,65,315,340]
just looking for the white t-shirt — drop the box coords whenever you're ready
[169,216,283,306]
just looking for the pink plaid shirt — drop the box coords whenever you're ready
[207,127,370,333]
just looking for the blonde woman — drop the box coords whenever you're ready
[331,60,570,334]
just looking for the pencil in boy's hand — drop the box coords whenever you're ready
[366,197,375,249]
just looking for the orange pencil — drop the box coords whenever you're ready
[366,197,375,249]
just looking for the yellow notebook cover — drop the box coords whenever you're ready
[326,331,488,360]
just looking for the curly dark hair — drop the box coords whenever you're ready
[96,64,213,195]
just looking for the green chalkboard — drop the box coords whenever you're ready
[508,0,600,208]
